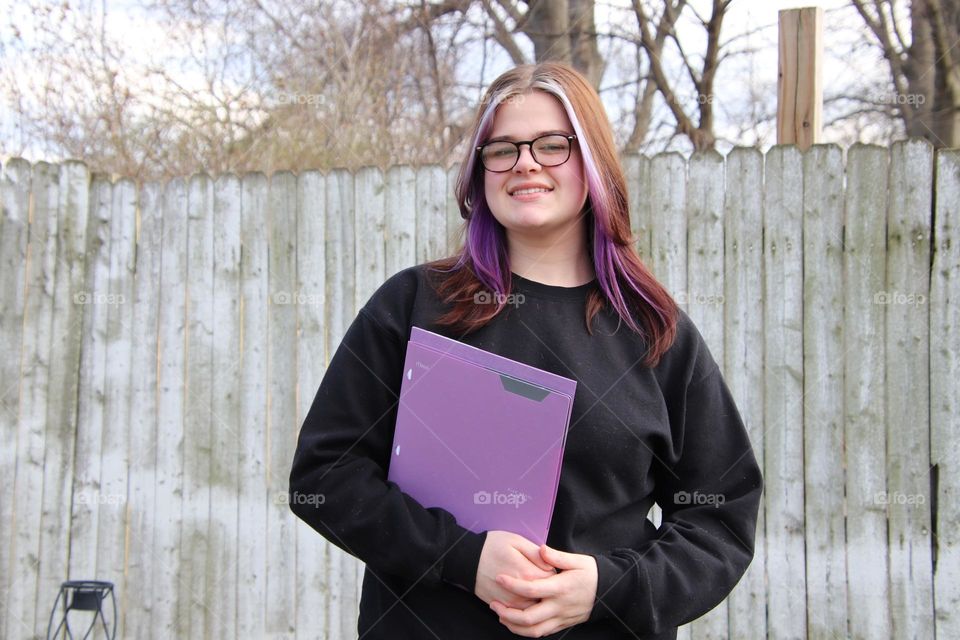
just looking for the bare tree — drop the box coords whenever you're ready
[851,0,960,148]
[419,0,735,152]
[0,0,475,179]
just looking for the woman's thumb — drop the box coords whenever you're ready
[539,544,576,569]
[520,544,556,572]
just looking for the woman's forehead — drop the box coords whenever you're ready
[489,91,571,136]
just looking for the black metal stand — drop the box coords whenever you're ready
[46,580,117,640]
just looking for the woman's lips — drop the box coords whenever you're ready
[510,187,552,202]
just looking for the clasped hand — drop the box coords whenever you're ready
[475,530,598,637]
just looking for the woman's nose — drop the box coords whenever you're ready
[512,144,541,172]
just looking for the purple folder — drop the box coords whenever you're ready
[386,327,576,545]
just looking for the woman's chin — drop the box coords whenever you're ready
[497,208,556,230]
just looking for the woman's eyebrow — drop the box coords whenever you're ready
[485,129,571,143]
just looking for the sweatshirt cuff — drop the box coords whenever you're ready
[440,529,487,593]
[587,552,622,622]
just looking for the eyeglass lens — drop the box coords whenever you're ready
[480,135,572,172]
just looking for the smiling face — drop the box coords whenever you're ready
[482,91,589,241]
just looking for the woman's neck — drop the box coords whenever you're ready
[506,223,595,287]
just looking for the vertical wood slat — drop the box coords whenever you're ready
[684,150,727,640]
[416,165,448,265]
[445,165,463,256]
[153,177,187,638]
[7,162,57,638]
[931,149,960,639]
[843,144,891,639]
[623,153,652,263]
[322,168,355,640]
[266,172,298,636]
[385,166,416,280]
[885,139,935,639]
[181,173,214,638]
[648,153,687,298]
[125,177,162,640]
[355,167,386,307]
[326,169,354,350]
[763,146,806,640]
[802,145,848,638]
[96,177,136,636]
[0,160,32,638]
[69,175,112,586]
[0,158,31,639]
[207,174,242,639]
[36,161,90,632]
[294,170,329,640]
[723,148,766,640]
[236,173,268,639]
[646,150,687,631]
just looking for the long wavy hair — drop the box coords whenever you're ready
[425,62,677,367]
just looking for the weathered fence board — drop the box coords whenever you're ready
[723,147,766,640]
[295,169,330,640]
[100,177,136,634]
[802,145,848,638]
[930,150,960,638]
[208,174,242,639]
[356,167,386,309]
[69,175,112,588]
[37,161,89,635]
[0,143,955,640]
[416,165,447,265]
[624,154,652,262]
[182,173,215,638]
[0,159,30,639]
[931,149,960,638]
[386,166,417,281]
[126,176,161,639]
[843,144,891,640]
[9,162,57,636]
[237,172,269,639]
[762,145,806,640]
[683,149,727,640]
[266,172,299,637]
[886,140,935,639]
[154,176,188,638]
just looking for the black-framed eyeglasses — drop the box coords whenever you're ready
[476,134,577,172]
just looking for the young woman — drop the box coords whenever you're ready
[290,62,762,639]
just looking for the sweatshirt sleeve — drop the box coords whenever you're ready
[289,273,487,593]
[586,314,763,634]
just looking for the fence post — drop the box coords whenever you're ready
[778,7,823,150]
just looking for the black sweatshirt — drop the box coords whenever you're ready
[289,264,763,640]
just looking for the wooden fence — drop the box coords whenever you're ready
[0,140,957,639]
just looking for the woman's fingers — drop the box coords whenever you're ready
[496,572,556,599]
[515,539,556,573]
[490,598,554,627]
